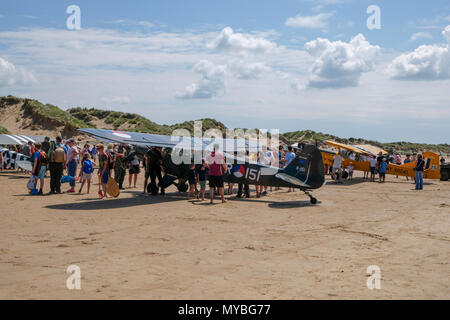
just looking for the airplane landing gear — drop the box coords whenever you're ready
[176,182,188,193]
[303,190,318,205]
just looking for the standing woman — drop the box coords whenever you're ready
[129,153,140,188]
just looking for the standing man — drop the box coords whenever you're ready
[149,147,165,195]
[332,152,344,183]
[42,137,50,154]
[236,150,250,198]
[66,138,79,193]
[206,144,226,204]
[49,137,66,194]
[114,143,127,190]
[414,154,425,190]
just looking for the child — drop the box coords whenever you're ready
[347,162,354,180]
[79,153,93,194]
[187,163,197,199]
[196,160,208,201]
[379,158,387,183]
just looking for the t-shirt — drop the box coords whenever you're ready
[369,158,377,167]
[22,145,30,157]
[197,166,209,181]
[347,165,354,172]
[149,149,162,169]
[332,154,343,168]
[67,146,78,164]
[379,162,387,173]
[42,141,50,154]
[188,168,196,181]
[207,151,224,176]
[285,152,296,165]
[415,159,425,172]
[131,155,139,166]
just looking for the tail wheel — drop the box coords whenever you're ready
[177,183,188,193]
[310,197,317,205]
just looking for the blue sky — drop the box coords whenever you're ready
[1,0,449,143]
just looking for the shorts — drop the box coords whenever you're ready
[199,180,206,190]
[102,170,110,184]
[370,167,376,174]
[379,172,386,178]
[333,167,342,174]
[188,176,196,185]
[209,175,224,188]
[129,165,140,174]
[38,165,46,179]
[82,172,92,181]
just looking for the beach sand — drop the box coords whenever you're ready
[0,170,449,299]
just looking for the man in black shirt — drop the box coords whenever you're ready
[414,154,425,190]
[42,137,50,154]
[149,147,165,195]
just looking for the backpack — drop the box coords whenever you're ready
[52,147,65,163]
[40,151,48,166]
[82,160,94,174]
[27,175,36,190]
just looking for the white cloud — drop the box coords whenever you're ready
[304,34,380,88]
[0,57,36,87]
[285,13,333,29]
[389,25,450,80]
[207,27,277,54]
[228,60,270,80]
[175,60,226,99]
[410,32,433,41]
[100,96,130,105]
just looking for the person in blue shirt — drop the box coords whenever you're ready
[379,158,387,183]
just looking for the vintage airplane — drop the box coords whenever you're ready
[78,128,326,204]
[320,140,441,180]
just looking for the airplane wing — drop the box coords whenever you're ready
[78,128,261,152]
[325,140,372,155]
[0,134,46,145]
[353,144,388,156]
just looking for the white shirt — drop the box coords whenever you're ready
[332,154,343,168]
[369,158,377,167]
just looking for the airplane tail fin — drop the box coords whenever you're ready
[281,143,325,189]
[423,151,441,179]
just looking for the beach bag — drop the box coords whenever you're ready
[82,160,94,174]
[27,175,36,191]
[107,176,120,198]
[60,175,75,184]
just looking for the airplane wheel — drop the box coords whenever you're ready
[441,170,449,181]
[310,197,317,205]
[177,183,188,193]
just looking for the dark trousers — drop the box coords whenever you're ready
[150,168,164,194]
[114,166,126,188]
[49,162,63,193]
[237,183,250,197]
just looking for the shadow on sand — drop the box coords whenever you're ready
[44,191,186,211]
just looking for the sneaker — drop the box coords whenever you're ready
[67,189,75,193]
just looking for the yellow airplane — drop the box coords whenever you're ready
[321,140,441,180]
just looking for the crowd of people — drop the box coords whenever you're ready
[1,137,447,198]
[329,150,430,190]
[9,137,302,204]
